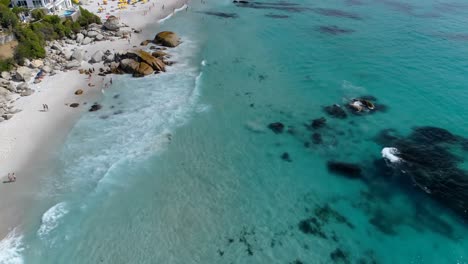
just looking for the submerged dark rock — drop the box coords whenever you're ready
[312,133,323,144]
[330,248,350,264]
[317,25,355,35]
[265,13,289,18]
[89,103,102,112]
[315,205,354,229]
[290,260,304,264]
[298,217,327,238]
[281,152,292,162]
[324,104,347,119]
[197,11,239,18]
[327,161,362,179]
[268,122,285,134]
[313,8,362,20]
[311,117,326,129]
[233,1,311,12]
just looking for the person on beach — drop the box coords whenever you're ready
[162,4,164,9]
[110,78,113,85]
[42,104,48,112]
[7,173,16,182]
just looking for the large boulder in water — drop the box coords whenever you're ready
[127,50,166,72]
[119,59,154,76]
[154,31,181,47]
[119,58,140,73]
[104,16,120,31]
[135,62,154,76]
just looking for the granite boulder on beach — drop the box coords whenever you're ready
[154,31,181,47]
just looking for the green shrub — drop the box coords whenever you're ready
[0,0,10,6]
[78,7,101,27]
[31,9,46,21]
[64,19,81,34]
[0,58,14,72]
[12,6,28,16]
[14,26,46,63]
[31,21,57,40]
[0,4,18,29]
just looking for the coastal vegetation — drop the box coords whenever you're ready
[0,0,100,66]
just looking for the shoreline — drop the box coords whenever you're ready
[0,0,188,239]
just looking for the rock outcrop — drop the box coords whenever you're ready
[90,50,104,63]
[71,49,84,62]
[82,37,93,45]
[15,67,35,82]
[128,50,166,72]
[104,16,120,31]
[154,31,181,47]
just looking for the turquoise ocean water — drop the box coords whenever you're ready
[2,0,468,263]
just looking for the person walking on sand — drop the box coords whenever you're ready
[12,173,16,182]
[110,78,113,85]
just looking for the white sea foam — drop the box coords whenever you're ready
[0,229,24,264]
[158,4,187,23]
[382,147,402,163]
[37,202,68,239]
[54,37,206,196]
[201,60,207,66]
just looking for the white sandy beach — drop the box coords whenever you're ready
[0,0,188,239]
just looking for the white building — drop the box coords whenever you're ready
[12,0,73,13]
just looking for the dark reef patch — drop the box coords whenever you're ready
[312,133,323,144]
[233,1,311,12]
[310,117,326,129]
[312,8,362,20]
[298,217,327,238]
[197,11,239,18]
[315,204,354,229]
[330,248,351,264]
[317,25,355,35]
[281,152,292,162]
[324,104,347,119]
[290,260,304,264]
[368,209,398,235]
[268,122,285,133]
[374,126,468,221]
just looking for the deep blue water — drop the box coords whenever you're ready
[2,0,468,263]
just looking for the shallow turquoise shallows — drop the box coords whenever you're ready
[9,0,468,263]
